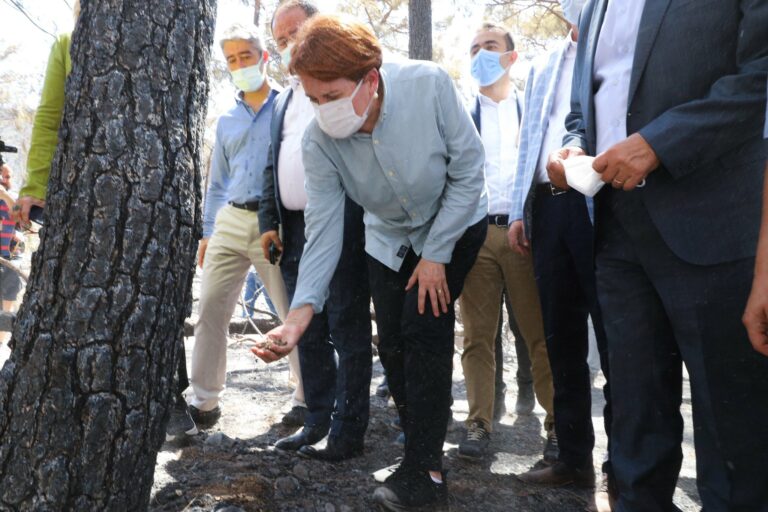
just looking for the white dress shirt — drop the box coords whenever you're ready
[278,78,315,211]
[536,38,578,184]
[480,90,519,215]
[593,0,646,154]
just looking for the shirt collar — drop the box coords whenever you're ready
[235,86,279,116]
[478,88,516,108]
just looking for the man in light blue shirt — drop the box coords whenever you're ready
[187,25,304,429]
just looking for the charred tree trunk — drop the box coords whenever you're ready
[408,0,432,61]
[0,0,215,509]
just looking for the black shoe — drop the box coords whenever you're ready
[458,420,490,461]
[515,380,535,416]
[281,406,307,427]
[518,460,595,488]
[188,404,221,430]
[376,378,390,398]
[166,395,199,439]
[275,426,327,451]
[543,429,559,465]
[372,466,448,511]
[298,436,364,461]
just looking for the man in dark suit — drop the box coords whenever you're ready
[549,1,768,510]
[257,0,372,461]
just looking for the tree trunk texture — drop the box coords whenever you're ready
[408,0,432,61]
[0,0,215,509]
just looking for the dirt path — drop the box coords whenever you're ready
[150,329,702,512]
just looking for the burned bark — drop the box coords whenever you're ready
[0,0,215,509]
[408,0,432,61]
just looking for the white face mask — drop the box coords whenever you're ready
[230,61,265,92]
[312,79,374,139]
[280,43,294,70]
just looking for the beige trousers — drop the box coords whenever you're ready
[188,205,304,411]
[459,224,554,431]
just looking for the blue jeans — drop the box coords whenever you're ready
[280,198,372,442]
[242,267,277,316]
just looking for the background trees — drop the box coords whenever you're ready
[0,0,215,508]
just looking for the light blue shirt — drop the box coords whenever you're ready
[511,37,594,232]
[293,60,488,312]
[202,89,278,237]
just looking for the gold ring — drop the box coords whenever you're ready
[437,289,443,294]
[613,179,624,185]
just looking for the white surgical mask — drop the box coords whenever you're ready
[312,79,374,139]
[280,43,294,69]
[230,61,265,92]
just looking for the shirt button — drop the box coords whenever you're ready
[613,119,621,128]
[374,140,380,144]
[611,79,619,86]
[388,171,395,177]
[401,198,407,203]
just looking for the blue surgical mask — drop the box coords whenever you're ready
[230,61,265,92]
[280,43,294,69]
[471,49,508,87]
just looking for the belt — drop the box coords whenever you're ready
[535,183,568,197]
[229,200,260,212]
[488,214,509,227]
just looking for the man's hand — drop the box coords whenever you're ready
[743,275,768,357]
[405,258,450,317]
[547,146,586,189]
[260,230,283,262]
[197,238,209,268]
[507,220,530,256]
[251,305,314,362]
[11,196,45,226]
[593,133,659,191]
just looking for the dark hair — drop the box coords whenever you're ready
[290,14,383,82]
[270,0,319,33]
[478,22,515,52]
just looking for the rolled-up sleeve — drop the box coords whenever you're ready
[202,122,229,238]
[421,70,486,263]
[291,133,346,313]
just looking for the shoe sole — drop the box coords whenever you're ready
[457,451,485,462]
[374,494,448,512]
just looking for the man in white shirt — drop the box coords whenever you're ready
[257,0,372,462]
[511,4,614,509]
[552,1,768,510]
[458,22,555,463]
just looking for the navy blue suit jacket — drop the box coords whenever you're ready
[258,87,293,235]
[564,0,768,265]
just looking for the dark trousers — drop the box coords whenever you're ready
[596,190,768,511]
[531,189,611,471]
[369,219,486,472]
[280,198,373,441]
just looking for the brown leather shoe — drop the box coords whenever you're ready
[517,461,596,488]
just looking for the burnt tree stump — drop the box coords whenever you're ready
[0,0,215,509]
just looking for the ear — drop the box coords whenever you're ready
[366,68,380,94]
[500,50,518,69]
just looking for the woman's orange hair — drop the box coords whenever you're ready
[290,14,383,82]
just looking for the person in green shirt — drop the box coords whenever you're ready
[12,0,77,226]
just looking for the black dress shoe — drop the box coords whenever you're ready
[188,404,221,430]
[274,426,327,451]
[298,436,364,461]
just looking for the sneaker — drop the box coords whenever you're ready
[458,420,490,461]
[543,429,559,465]
[372,466,448,510]
[188,404,221,430]
[372,459,402,483]
[166,395,198,439]
[281,405,307,427]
